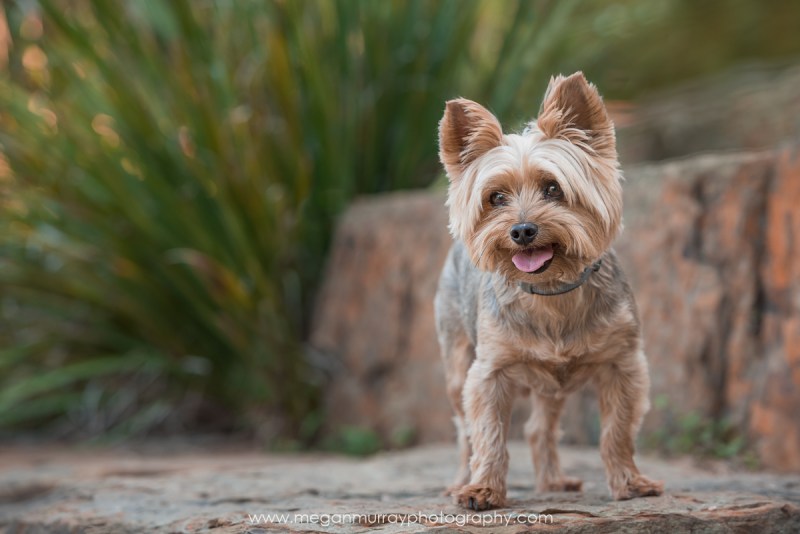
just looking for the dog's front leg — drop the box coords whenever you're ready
[595,352,664,500]
[455,357,514,510]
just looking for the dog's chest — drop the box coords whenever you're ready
[481,282,631,394]
[512,337,596,394]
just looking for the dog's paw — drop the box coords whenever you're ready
[455,484,506,510]
[612,474,664,500]
[538,476,583,493]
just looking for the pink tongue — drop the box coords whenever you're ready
[512,246,554,273]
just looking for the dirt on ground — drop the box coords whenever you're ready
[1,441,799,533]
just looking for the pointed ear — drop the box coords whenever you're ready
[536,72,615,157]
[438,98,503,179]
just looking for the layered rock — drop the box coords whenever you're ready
[751,147,800,469]
[311,192,452,444]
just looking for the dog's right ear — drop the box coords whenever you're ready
[536,72,615,158]
[438,99,503,179]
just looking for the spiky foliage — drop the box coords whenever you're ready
[0,0,581,437]
[4,0,795,439]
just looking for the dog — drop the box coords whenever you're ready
[434,72,664,510]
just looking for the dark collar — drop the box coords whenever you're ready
[518,260,602,296]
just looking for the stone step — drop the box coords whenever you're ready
[1,442,798,533]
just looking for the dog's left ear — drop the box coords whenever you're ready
[536,72,615,158]
[439,98,504,180]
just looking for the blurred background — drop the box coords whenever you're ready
[0,0,799,467]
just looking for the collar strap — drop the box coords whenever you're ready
[518,260,602,296]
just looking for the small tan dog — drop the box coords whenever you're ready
[434,72,664,510]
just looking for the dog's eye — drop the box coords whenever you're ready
[544,182,563,200]
[489,192,509,207]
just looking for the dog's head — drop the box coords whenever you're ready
[438,72,622,284]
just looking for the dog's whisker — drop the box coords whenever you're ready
[475,240,492,266]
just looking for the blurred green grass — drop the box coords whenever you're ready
[0,0,798,440]
[0,0,584,438]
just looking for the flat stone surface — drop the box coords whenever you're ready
[1,442,799,533]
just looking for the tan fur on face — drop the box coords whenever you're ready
[434,72,663,511]
[439,75,622,286]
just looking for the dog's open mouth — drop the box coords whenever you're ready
[512,244,556,274]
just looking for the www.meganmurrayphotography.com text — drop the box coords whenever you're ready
[247,510,555,528]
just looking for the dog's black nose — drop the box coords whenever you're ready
[510,222,538,245]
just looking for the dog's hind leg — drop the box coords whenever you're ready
[434,247,477,497]
[439,332,475,496]
[525,394,583,492]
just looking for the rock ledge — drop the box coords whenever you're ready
[1,442,798,533]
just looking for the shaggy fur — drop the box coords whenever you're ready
[435,72,664,510]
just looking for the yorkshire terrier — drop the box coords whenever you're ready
[435,72,664,510]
